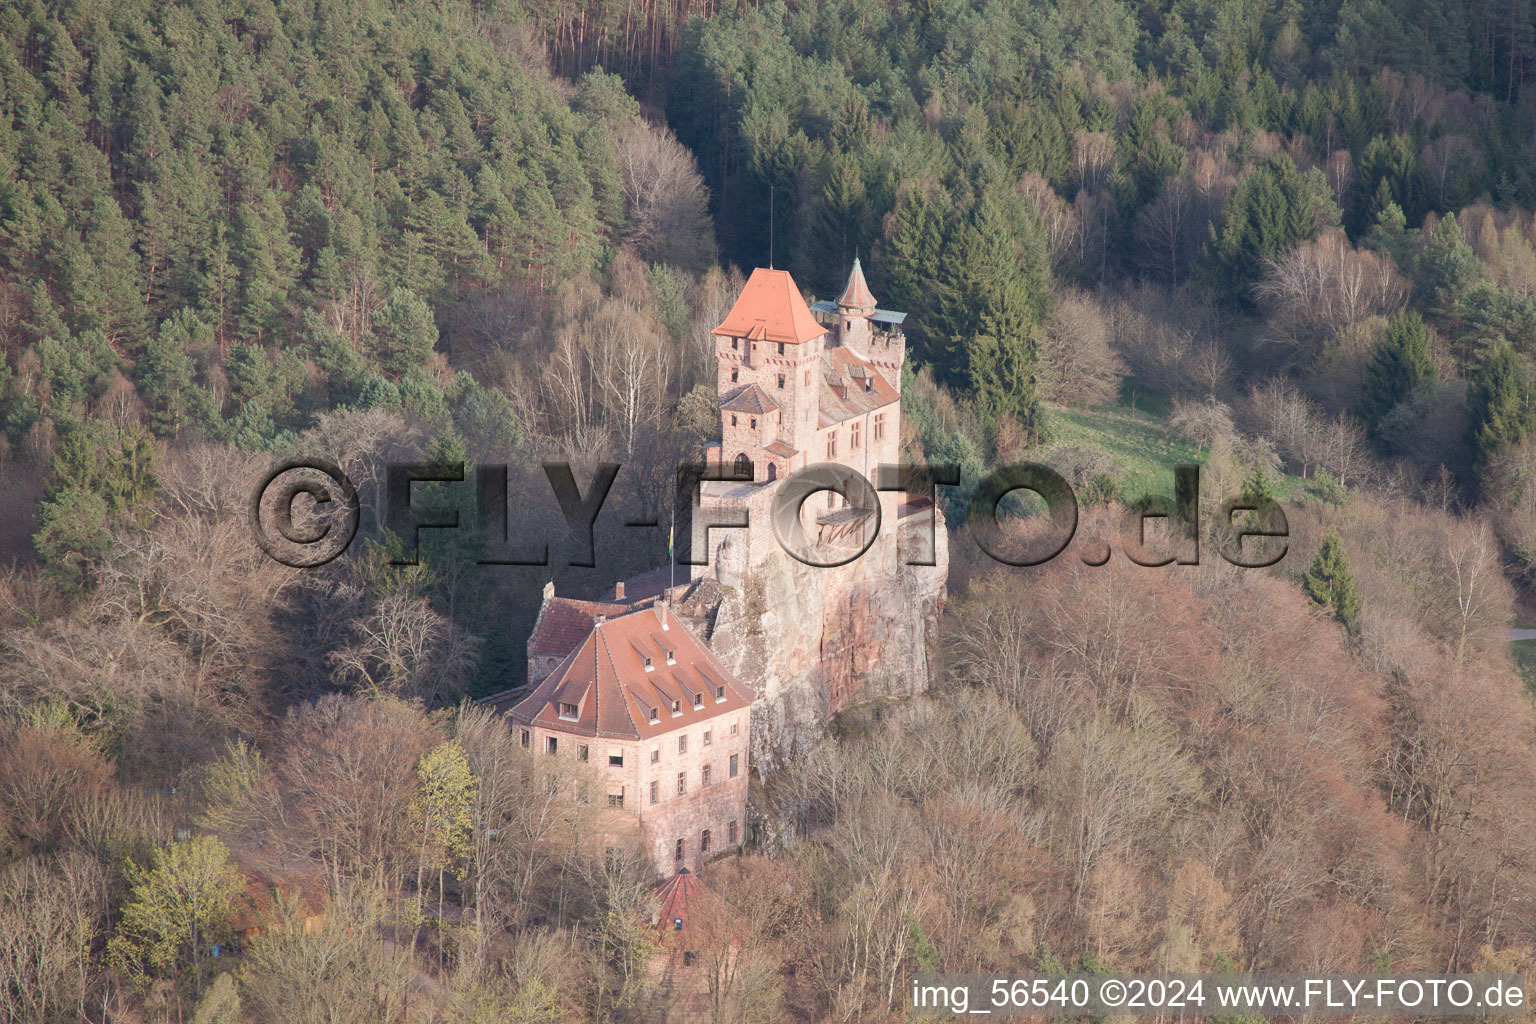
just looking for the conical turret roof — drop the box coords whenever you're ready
[837,256,876,312]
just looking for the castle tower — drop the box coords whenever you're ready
[709,268,829,483]
[829,256,905,391]
[836,256,877,360]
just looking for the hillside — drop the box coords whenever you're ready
[3,0,1536,1021]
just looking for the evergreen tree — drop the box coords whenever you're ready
[373,287,439,380]
[1415,212,1483,318]
[1205,155,1336,301]
[1468,338,1534,472]
[1360,310,1435,424]
[139,311,212,438]
[1302,528,1363,637]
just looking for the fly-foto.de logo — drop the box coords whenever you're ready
[248,459,1288,571]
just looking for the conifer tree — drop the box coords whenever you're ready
[1205,156,1335,300]
[1361,310,1435,425]
[1416,212,1483,318]
[1303,528,1363,637]
[1469,338,1534,473]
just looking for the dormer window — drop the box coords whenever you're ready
[649,707,660,723]
[716,685,726,701]
[671,699,681,715]
[558,702,579,720]
[666,650,676,665]
[644,656,654,672]
[693,693,703,708]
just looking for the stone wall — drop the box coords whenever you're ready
[676,504,948,769]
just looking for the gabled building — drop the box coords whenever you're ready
[500,601,754,874]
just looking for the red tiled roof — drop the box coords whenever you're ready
[819,346,899,424]
[528,597,628,657]
[656,868,737,948]
[712,268,828,345]
[720,383,778,415]
[229,870,325,934]
[509,604,754,740]
[837,257,876,311]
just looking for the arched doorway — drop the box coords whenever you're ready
[767,462,778,482]
[733,452,752,479]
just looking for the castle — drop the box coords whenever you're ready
[482,259,948,876]
[696,257,908,573]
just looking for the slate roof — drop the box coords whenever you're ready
[711,268,828,345]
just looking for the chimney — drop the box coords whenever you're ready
[542,580,555,602]
[594,614,605,626]
[615,581,626,600]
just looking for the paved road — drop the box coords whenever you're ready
[1510,629,1536,641]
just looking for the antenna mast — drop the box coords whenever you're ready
[769,186,775,268]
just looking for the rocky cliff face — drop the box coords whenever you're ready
[675,510,948,768]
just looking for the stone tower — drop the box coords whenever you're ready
[684,258,945,733]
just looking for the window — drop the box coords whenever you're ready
[749,417,756,429]
[650,780,659,805]
[649,708,659,723]
[609,753,624,767]
[693,693,703,707]
[608,792,624,808]
[851,421,861,449]
[520,730,530,748]
[701,828,711,853]
[729,753,739,778]
[777,373,785,389]
[716,685,726,701]
[729,820,738,844]
[733,453,751,478]
[666,649,676,665]
[804,369,811,385]
[643,656,653,672]
[558,702,578,719]
[873,413,885,441]
[675,838,684,861]
[683,951,696,967]
[702,764,712,786]
[671,699,681,715]
[777,342,785,355]
[578,744,589,762]
[650,747,660,763]
[546,736,558,755]
[678,734,688,753]
[703,730,712,746]
[730,367,739,383]
[826,434,837,459]
[677,772,686,795]
[731,338,738,350]
[730,413,737,426]
[730,721,739,736]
